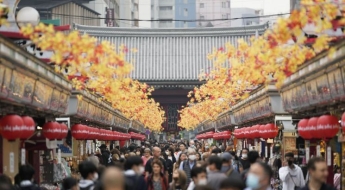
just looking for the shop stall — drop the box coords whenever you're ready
[280,39,345,186]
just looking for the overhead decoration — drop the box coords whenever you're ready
[179,0,344,130]
[20,116,36,140]
[20,23,165,131]
[0,114,24,141]
[42,121,61,140]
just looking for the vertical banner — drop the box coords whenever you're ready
[327,146,331,166]
[80,144,84,156]
[21,148,25,165]
[88,141,92,154]
[92,143,95,153]
[57,149,61,164]
[316,145,321,157]
[9,152,14,173]
[306,147,310,163]
[265,146,268,157]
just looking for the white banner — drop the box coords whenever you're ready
[21,148,25,165]
[316,145,321,157]
[327,146,331,166]
[306,147,310,163]
[58,149,61,164]
[9,152,14,173]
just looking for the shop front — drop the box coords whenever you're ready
[280,39,345,186]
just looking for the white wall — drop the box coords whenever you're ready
[138,0,151,28]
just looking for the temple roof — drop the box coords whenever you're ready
[73,23,269,81]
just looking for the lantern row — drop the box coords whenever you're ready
[195,123,278,140]
[297,115,341,140]
[0,114,145,141]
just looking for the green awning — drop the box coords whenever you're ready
[40,19,60,26]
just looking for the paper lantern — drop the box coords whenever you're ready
[58,123,68,140]
[42,122,61,140]
[243,127,250,139]
[258,125,267,139]
[217,131,231,140]
[0,114,24,141]
[252,125,260,139]
[265,124,278,139]
[71,124,87,140]
[308,117,319,139]
[316,115,339,139]
[297,119,311,139]
[20,116,35,140]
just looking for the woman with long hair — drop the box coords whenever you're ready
[173,153,187,172]
[146,160,169,190]
[169,169,187,190]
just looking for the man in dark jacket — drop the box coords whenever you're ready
[124,156,147,190]
[15,165,41,190]
[298,157,336,190]
[99,144,110,166]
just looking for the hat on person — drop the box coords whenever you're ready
[221,152,233,161]
[99,144,107,149]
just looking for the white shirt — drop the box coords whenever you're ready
[279,164,305,190]
[187,181,195,190]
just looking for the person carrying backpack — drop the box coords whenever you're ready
[124,156,147,190]
[78,161,98,190]
[15,165,41,190]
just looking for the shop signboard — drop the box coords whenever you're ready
[32,81,53,109]
[306,79,319,105]
[316,73,331,104]
[58,92,69,114]
[328,67,345,100]
[9,69,35,104]
[0,67,12,99]
[50,89,61,111]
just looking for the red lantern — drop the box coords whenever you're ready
[308,117,319,138]
[259,125,268,139]
[247,126,254,139]
[218,131,231,140]
[317,115,339,139]
[71,124,87,140]
[42,122,61,140]
[252,125,260,139]
[0,114,24,141]
[237,128,243,139]
[243,127,250,139]
[298,119,311,139]
[265,124,278,139]
[20,116,35,140]
[58,123,68,140]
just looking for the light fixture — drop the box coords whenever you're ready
[16,7,40,28]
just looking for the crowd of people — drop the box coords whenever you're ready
[0,140,338,190]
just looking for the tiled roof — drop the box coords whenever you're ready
[74,23,269,81]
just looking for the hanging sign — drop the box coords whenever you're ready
[327,146,331,166]
[316,145,321,157]
[92,143,95,153]
[21,148,25,165]
[80,144,84,156]
[9,152,14,173]
[57,149,61,164]
[270,146,273,158]
[88,141,92,154]
[265,147,268,157]
[306,147,310,163]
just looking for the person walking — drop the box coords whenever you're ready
[279,152,305,190]
[220,152,241,179]
[245,162,273,190]
[299,157,336,190]
[240,148,250,171]
[124,156,147,190]
[206,156,227,190]
[78,161,99,190]
[99,144,110,166]
[187,167,208,190]
[16,165,41,190]
[145,147,169,181]
[334,166,341,190]
[169,170,188,190]
[146,160,169,190]
[179,148,198,184]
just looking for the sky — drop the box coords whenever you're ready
[231,0,290,15]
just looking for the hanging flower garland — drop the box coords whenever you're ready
[20,24,165,131]
[179,0,343,130]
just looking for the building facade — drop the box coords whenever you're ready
[175,0,196,28]
[196,0,231,27]
[151,0,175,28]
[230,8,261,27]
[83,0,120,27]
[17,0,100,26]
[119,0,139,27]
[138,0,151,28]
[73,23,269,132]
